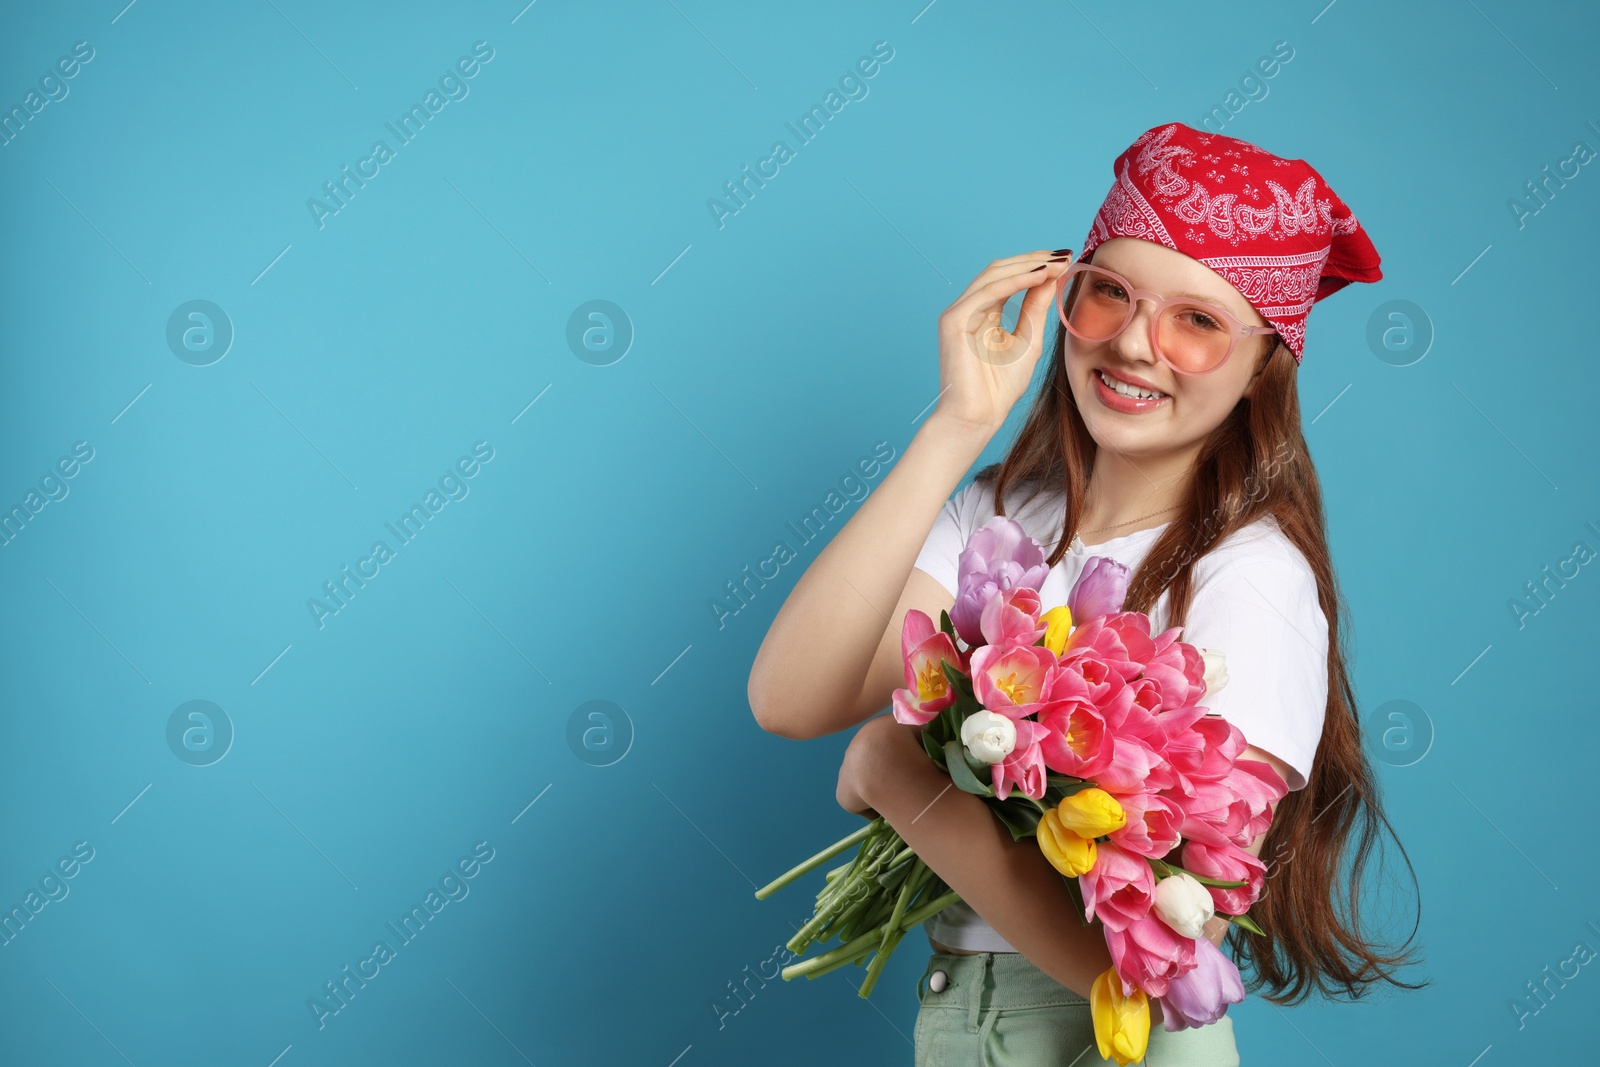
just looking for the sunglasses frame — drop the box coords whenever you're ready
[1054,261,1277,375]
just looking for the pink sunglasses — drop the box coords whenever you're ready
[1054,261,1278,375]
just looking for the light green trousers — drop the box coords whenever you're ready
[914,951,1240,1066]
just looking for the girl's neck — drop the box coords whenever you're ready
[1076,445,1195,541]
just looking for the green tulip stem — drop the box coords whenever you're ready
[756,819,881,900]
[882,844,917,871]
[790,830,907,953]
[857,923,909,997]
[1146,856,1248,890]
[813,834,895,915]
[805,829,891,912]
[783,889,962,982]
[877,858,928,953]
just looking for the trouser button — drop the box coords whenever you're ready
[928,968,949,993]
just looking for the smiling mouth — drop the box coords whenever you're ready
[1096,368,1169,401]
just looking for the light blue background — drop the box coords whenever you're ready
[1,1,1595,1064]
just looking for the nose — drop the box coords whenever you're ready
[1109,296,1161,366]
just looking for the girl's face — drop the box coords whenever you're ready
[1064,237,1277,461]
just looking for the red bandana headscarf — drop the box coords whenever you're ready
[1079,122,1382,363]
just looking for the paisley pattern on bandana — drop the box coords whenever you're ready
[1079,123,1383,363]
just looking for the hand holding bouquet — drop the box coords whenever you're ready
[757,515,1288,1064]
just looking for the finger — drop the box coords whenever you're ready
[962,256,1074,359]
[985,245,1073,270]
[949,257,1074,326]
[953,248,1071,303]
[955,267,1075,369]
[1014,261,1072,342]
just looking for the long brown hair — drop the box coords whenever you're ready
[976,258,1426,1004]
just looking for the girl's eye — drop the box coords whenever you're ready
[1181,307,1224,331]
[1091,281,1129,302]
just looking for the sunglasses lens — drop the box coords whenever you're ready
[1063,266,1234,373]
[1157,304,1231,373]
[1062,266,1130,342]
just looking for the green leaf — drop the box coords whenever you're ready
[939,658,977,705]
[935,702,960,748]
[988,798,1043,841]
[1060,871,1091,926]
[1042,775,1097,805]
[876,857,916,890]
[1225,912,1266,936]
[942,739,994,798]
[920,728,945,763]
[939,609,957,640]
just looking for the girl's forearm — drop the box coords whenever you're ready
[748,414,992,741]
[846,716,1114,999]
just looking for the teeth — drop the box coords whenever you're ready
[1098,369,1166,401]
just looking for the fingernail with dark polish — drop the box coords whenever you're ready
[1029,264,1046,271]
[1050,248,1072,255]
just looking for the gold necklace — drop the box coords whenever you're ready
[1071,503,1181,544]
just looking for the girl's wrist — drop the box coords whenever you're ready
[920,410,1001,458]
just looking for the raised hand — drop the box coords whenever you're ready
[933,249,1075,435]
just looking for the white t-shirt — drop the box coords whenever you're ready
[910,477,1329,953]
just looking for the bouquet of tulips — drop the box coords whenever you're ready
[756,515,1288,1064]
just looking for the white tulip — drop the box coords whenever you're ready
[959,711,1017,765]
[1200,647,1229,697]
[1153,871,1215,939]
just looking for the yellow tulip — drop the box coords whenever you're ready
[1037,809,1096,877]
[1090,966,1150,1066]
[1055,788,1127,838]
[1039,605,1073,655]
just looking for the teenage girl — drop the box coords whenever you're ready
[749,123,1422,1065]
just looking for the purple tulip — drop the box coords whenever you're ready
[951,517,1049,647]
[1068,555,1131,622]
[1158,933,1246,1032]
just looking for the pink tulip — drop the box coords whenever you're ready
[1149,703,1209,758]
[1041,658,1092,703]
[1179,715,1248,783]
[1068,555,1131,620]
[1080,840,1155,931]
[1174,779,1252,846]
[1048,660,1151,749]
[1048,649,1125,711]
[970,643,1056,717]
[1034,699,1114,778]
[1112,676,1167,747]
[1181,839,1266,915]
[951,517,1050,646]
[1095,736,1175,795]
[1222,758,1289,846]
[979,585,1046,649]
[1159,933,1246,1031]
[1104,913,1198,999]
[890,609,962,727]
[1061,613,1153,683]
[1142,628,1208,710]
[1107,790,1183,858]
[991,723,1051,801]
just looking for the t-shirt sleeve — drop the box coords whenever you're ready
[1180,537,1329,793]
[912,480,987,598]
